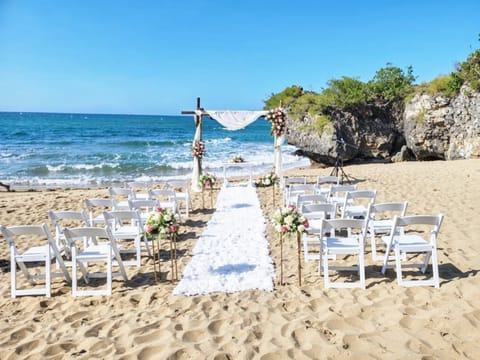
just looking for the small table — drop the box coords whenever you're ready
[222,162,253,187]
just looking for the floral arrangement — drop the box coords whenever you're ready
[255,171,279,187]
[266,107,287,137]
[231,155,244,163]
[192,140,205,159]
[272,205,309,234]
[144,207,180,236]
[199,173,216,188]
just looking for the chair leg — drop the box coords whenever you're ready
[359,251,366,289]
[431,249,440,289]
[11,250,16,298]
[45,253,51,297]
[394,245,404,286]
[323,250,330,288]
[107,253,112,296]
[72,252,78,297]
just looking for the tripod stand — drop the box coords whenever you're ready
[330,155,352,184]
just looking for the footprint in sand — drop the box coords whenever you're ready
[182,329,209,343]
[133,329,170,345]
[15,339,45,356]
[165,347,203,360]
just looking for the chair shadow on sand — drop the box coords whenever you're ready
[363,262,478,288]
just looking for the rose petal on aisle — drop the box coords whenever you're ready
[173,184,275,295]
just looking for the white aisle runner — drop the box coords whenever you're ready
[173,184,275,295]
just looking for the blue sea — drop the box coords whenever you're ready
[0,112,309,188]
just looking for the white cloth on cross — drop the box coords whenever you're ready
[207,110,267,130]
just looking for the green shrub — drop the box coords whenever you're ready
[315,115,332,134]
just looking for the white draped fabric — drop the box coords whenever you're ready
[190,109,282,192]
[207,110,267,131]
[191,121,202,192]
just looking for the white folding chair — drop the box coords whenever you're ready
[103,210,147,267]
[285,184,317,207]
[327,184,357,213]
[316,175,340,196]
[283,176,307,203]
[167,179,191,218]
[319,218,367,289]
[148,189,180,220]
[127,181,152,201]
[301,203,336,262]
[367,202,408,261]
[108,187,133,210]
[128,199,159,225]
[84,198,116,227]
[381,214,443,288]
[63,227,128,296]
[0,224,71,298]
[297,193,327,210]
[48,210,90,266]
[341,190,377,219]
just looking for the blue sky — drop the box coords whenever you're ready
[0,0,478,115]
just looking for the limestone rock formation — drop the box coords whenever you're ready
[404,85,480,160]
[286,85,479,164]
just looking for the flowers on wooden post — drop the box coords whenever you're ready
[144,207,181,283]
[199,173,216,189]
[266,107,287,137]
[192,140,205,159]
[199,173,217,208]
[272,204,309,286]
[231,154,245,163]
[255,171,279,187]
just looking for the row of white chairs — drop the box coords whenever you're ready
[282,176,443,289]
[1,190,186,298]
[109,179,191,218]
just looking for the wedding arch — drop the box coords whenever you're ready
[182,97,285,191]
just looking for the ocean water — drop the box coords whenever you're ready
[0,112,309,188]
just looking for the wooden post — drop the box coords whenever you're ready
[279,233,284,286]
[169,232,178,282]
[297,232,302,286]
[210,186,213,208]
[272,182,275,207]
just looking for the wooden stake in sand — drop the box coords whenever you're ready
[297,231,302,286]
[170,233,178,282]
[279,233,284,286]
[152,234,162,283]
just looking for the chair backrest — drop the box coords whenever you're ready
[1,224,54,252]
[297,194,327,209]
[63,225,111,245]
[284,176,307,186]
[302,203,336,220]
[128,199,159,212]
[148,189,177,202]
[369,202,408,220]
[329,184,358,197]
[316,176,340,186]
[104,210,143,229]
[167,179,189,191]
[321,218,367,239]
[48,210,89,248]
[84,198,116,225]
[127,181,152,199]
[108,187,133,206]
[394,214,444,241]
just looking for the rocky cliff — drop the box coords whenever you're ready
[287,85,480,164]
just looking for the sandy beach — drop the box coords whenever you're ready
[0,159,479,359]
